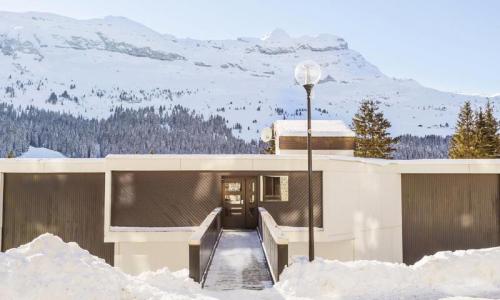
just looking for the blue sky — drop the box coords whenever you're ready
[1,0,499,95]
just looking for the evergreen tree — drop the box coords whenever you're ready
[6,150,15,158]
[264,139,275,154]
[393,134,450,159]
[352,100,396,158]
[449,101,479,158]
[474,108,487,158]
[47,92,58,104]
[0,103,262,158]
[482,100,499,158]
[263,125,276,154]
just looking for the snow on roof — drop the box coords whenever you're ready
[20,146,66,158]
[273,120,355,137]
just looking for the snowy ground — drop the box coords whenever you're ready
[1,233,500,299]
[203,230,273,290]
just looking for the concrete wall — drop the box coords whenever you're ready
[323,163,402,262]
[288,240,354,262]
[280,160,402,263]
[115,241,189,275]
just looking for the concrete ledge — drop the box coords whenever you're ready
[259,208,288,245]
[105,229,194,243]
[2,155,499,175]
[189,208,222,245]
[0,158,105,173]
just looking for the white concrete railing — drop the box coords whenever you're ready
[189,207,222,245]
[258,207,288,282]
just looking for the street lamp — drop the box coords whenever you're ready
[294,60,321,262]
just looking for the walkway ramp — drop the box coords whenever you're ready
[203,230,273,290]
[188,208,288,289]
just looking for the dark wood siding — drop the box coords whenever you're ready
[112,171,323,228]
[402,174,500,265]
[259,172,323,227]
[111,171,221,227]
[279,136,354,150]
[2,173,114,265]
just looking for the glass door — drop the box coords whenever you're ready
[222,177,246,228]
[222,176,259,229]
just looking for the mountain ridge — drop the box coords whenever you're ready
[0,11,497,140]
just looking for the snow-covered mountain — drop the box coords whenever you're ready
[0,11,497,139]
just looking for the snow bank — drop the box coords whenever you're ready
[1,233,500,299]
[0,234,209,300]
[276,249,500,299]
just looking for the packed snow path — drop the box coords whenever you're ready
[203,230,273,291]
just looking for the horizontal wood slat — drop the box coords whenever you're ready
[278,136,354,150]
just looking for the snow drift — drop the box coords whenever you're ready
[1,233,500,299]
[0,234,209,300]
[277,252,500,299]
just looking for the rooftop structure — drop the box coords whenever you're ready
[272,120,355,156]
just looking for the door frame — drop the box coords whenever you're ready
[221,176,259,229]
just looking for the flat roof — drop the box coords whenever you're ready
[2,153,499,167]
[273,120,355,137]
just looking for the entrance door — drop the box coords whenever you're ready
[222,176,258,229]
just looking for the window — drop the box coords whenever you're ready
[224,194,242,204]
[225,182,241,192]
[249,181,256,203]
[223,181,243,204]
[262,175,289,202]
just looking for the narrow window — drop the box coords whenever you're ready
[262,175,289,202]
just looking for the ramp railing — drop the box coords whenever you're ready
[258,207,288,282]
[188,207,222,284]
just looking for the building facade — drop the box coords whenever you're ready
[1,155,499,275]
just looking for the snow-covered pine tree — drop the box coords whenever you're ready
[474,107,488,158]
[263,139,275,154]
[263,136,276,154]
[449,101,479,158]
[47,92,58,104]
[0,103,261,158]
[352,100,396,158]
[263,125,276,154]
[482,100,499,158]
[393,134,450,159]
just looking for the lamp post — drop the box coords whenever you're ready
[294,60,321,262]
